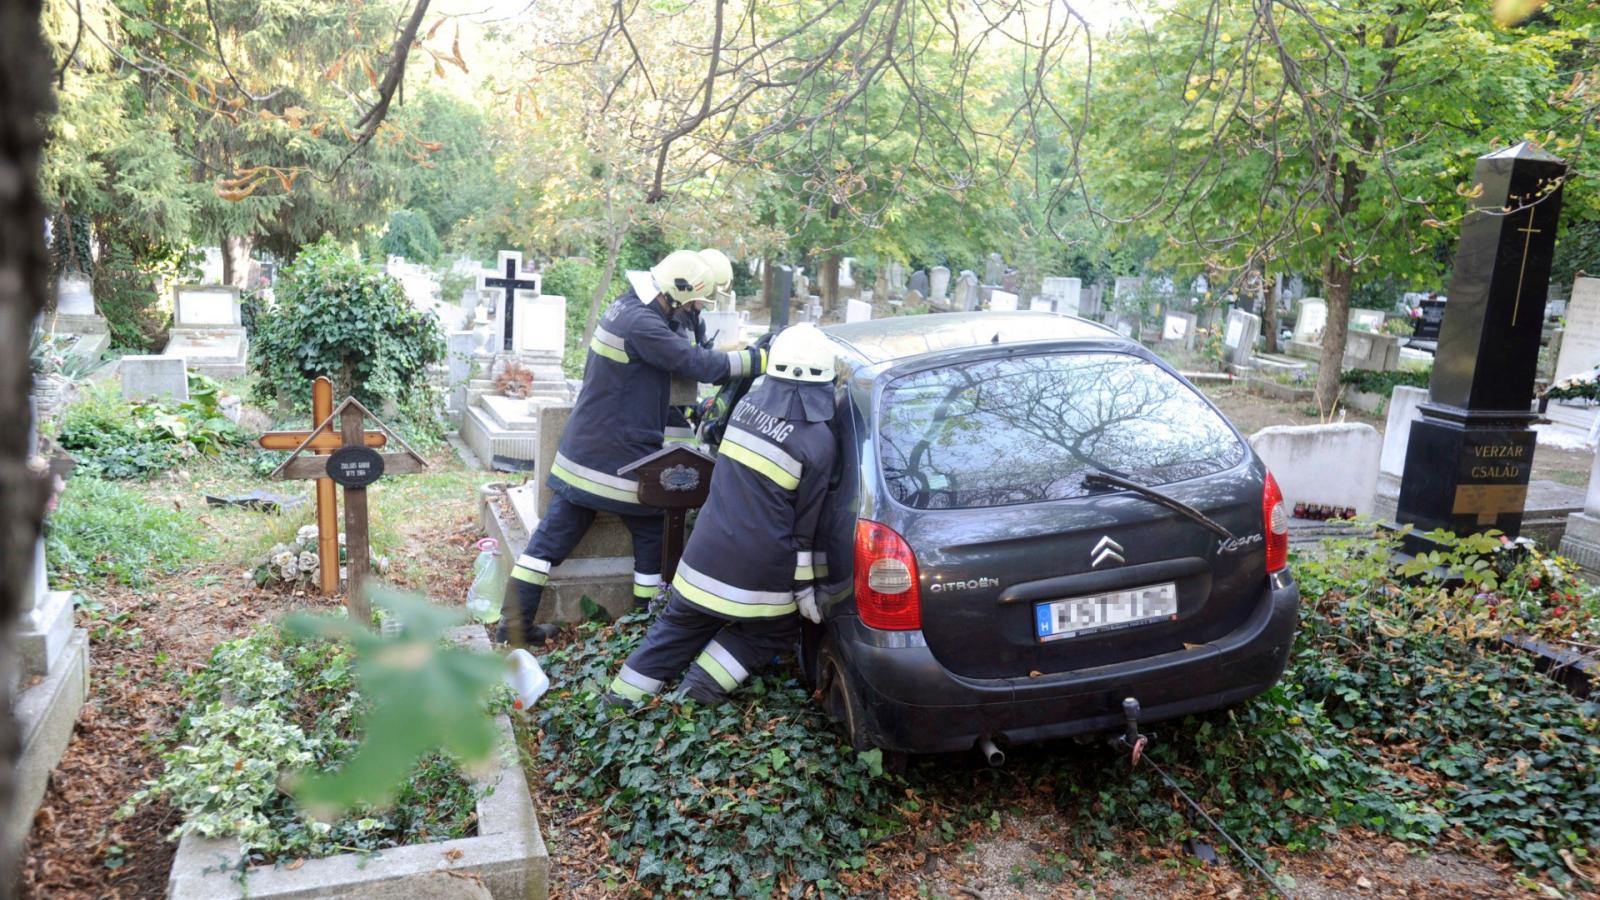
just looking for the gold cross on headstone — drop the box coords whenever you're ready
[1510,208,1540,327]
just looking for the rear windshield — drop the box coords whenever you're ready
[877,352,1245,509]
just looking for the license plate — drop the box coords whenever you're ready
[1034,582,1178,642]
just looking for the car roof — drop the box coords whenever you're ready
[822,311,1123,365]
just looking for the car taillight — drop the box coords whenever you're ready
[855,519,921,630]
[1262,470,1289,574]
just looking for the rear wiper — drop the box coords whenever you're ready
[1082,472,1235,541]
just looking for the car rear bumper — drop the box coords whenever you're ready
[834,571,1300,754]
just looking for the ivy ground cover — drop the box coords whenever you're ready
[532,527,1599,897]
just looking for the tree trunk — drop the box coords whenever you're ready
[221,235,254,289]
[1315,258,1354,417]
[582,231,625,363]
[760,256,773,309]
[1263,269,1280,355]
[2,0,57,891]
[820,254,840,314]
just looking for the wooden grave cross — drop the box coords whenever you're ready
[258,377,388,597]
[619,444,717,585]
[259,378,427,622]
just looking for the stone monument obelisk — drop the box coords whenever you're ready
[1395,143,1566,545]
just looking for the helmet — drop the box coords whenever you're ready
[767,323,836,384]
[698,249,734,291]
[649,250,713,307]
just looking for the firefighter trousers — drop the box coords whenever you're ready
[496,494,664,644]
[609,589,798,704]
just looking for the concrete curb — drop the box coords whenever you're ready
[166,628,547,899]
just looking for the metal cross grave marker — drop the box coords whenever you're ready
[479,252,540,353]
[259,378,427,623]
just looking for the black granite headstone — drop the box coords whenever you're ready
[771,264,794,328]
[908,269,930,298]
[1411,298,1446,343]
[1395,143,1567,542]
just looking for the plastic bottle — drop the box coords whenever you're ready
[466,537,503,624]
[504,648,549,711]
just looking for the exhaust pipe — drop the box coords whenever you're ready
[977,735,1005,767]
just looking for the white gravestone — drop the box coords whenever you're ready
[173,285,242,328]
[953,271,980,311]
[513,294,566,358]
[1292,298,1328,343]
[845,298,872,323]
[56,275,95,317]
[929,267,951,304]
[1349,308,1386,333]
[1553,277,1600,383]
[1250,423,1380,517]
[1040,277,1081,316]
[166,284,247,378]
[480,252,542,356]
[1029,297,1052,312]
[1379,386,1430,478]
[989,290,1019,312]
[1162,311,1197,347]
[1224,308,1261,366]
[121,355,189,403]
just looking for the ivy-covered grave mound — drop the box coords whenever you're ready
[535,611,904,897]
[120,623,483,863]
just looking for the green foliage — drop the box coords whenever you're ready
[56,377,243,479]
[1290,529,1600,885]
[284,589,505,813]
[121,620,482,862]
[250,238,445,424]
[542,257,609,378]
[537,611,902,896]
[45,477,202,586]
[1339,367,1432,397]
[378,209,443,264]
[91,233,199,351]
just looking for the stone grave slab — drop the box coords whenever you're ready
[120,355,189,402]
[1349,307,1386,333]
[989,290,1019,312]
[845,298,872,323]
[1250,423,1380,518]
[952,271,979,311]
[1553,277,1600,383]
[1029,297,1052,312]
[929,267,951,307]
[163,330,248,380]
[168,629,546,900]
[1224,308,1261,368]
[1375,385,1429,519]
[173,284,243,328]
[1343,330,1401,371]
[1292,298,1327,343]
[1041,277,1081,316]
[1161,311,1197,348]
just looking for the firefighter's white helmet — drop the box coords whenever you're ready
[698,249,734,291]
[648,250,713,306]
[768,323,836,384]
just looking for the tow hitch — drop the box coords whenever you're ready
[1111,697,1294,899]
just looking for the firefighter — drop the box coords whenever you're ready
[607,322,837,706]
[665,248,734,445]
[496,250,768,647]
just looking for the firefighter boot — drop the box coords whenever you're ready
[494,577,560,647]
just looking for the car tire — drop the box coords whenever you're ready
[815,635,907,775]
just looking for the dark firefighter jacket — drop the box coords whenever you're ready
[549,289,761,517]
[672,376,836,619]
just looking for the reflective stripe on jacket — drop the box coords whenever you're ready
[673,377,836,618]
[549,289,758,516]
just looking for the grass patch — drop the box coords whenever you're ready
[46,477,205,586]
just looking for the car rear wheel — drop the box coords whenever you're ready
[815,635,907,775]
